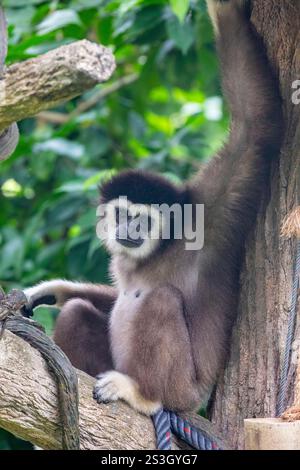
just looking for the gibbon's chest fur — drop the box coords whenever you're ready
[109,240,200,370]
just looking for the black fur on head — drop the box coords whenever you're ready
[100,170,188,207]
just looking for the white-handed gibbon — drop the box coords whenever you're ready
[22,0,283,415]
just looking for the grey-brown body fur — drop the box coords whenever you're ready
[23,0,283,413]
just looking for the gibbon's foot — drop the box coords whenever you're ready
[93,371,122,403]
[93,370,161,416]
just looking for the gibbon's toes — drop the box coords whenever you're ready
[93,372,120,404]
[92,389,110,405]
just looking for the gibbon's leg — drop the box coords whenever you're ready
[54,298,113,377]
[22,279,117,317]
[94,286,199,415]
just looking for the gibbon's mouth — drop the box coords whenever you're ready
[116,235,144,248]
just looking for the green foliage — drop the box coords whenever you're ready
[170,0,190,23]
[0,0,228,449]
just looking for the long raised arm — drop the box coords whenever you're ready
[190,0,283,251]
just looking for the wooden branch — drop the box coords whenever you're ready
[0,40,115,132]
[0,329,227,450]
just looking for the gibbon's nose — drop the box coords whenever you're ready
[116,223,144,248]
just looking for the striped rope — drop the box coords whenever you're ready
[152,408,222,450]
[277,240,300,416]
[152,408,172,450]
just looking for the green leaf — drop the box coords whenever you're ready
[166,15,195,54]
[0,235,24,278]
[6,6,36,40]
[55,181,85,194]
[37,9,82,35]
[34,307,57,336]
[115,6,164,40]
[3,0,45,6]
[26,39,73,55]
[33,139,85,160]
[77,208,96,229]
[84,169,117,190]
[169,0,190,23]
[36,241,64,267]
[70,0,105,11]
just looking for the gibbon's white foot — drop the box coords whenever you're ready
[93,370,161,416]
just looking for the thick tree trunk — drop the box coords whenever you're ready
[211,0,300,449]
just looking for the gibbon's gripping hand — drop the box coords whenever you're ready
[21,291,56,318]
[21,281,60,318]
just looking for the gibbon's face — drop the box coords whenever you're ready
[100,197,165,260]
[98,170,188,261]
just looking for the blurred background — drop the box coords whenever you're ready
[0,0,228,449]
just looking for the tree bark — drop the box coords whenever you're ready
[0,330,228,450]
[0,40,115,132]
[211,0,300,449]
